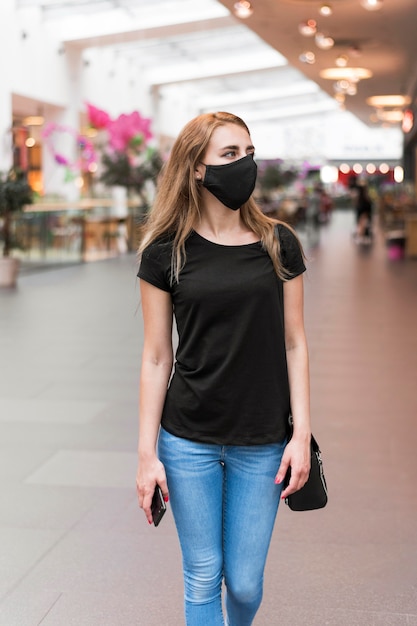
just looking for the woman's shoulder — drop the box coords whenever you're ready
[142,233,174,257]
[274,221,306,275]
[275,221,299,245]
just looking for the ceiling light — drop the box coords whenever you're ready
[320,67,373,81]
[320,165,338,184]
[334,80,350,93]
[394,166,404,183]
[376,110,404,123]
[402,110,414,133]
[335,54,349,67]
[233,1,253,19]
[333,80,357,97]
[319,4,333,16]
[298,19,317,36]
[361,0,383,11]
[346,83,357,96]
[299,51,316,64]
[366,95,411,108]
[315,33,334,50]
[23,115,44,126]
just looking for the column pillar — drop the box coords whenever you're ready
[42,48,83,201]
[0,0,14,172]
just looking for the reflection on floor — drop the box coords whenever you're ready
[0,210,416,625]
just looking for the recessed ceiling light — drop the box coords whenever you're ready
[334,80,350,93]
[315,33,334,50]
[361,0,383,11]
[335,54,349,67]
[233,1,253,19]
[366,95,411,108]
[319,4,332,16]
[299,51,316,64]
[298,19,317,36]
[346,83,357,96]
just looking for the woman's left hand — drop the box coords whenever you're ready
[274,437,311,500]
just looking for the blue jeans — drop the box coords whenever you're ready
[158,427,286,626]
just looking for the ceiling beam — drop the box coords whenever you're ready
[143,50,286,86]
[64,16,236,49]
[195,80,320,109]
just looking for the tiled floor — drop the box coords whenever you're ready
[0,210,416,625]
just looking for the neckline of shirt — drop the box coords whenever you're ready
[191,230,261,248]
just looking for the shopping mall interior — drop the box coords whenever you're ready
[1,1,417,625]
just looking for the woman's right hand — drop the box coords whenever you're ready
[136,455,169,525]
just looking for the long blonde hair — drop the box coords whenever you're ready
[138,111,301,282]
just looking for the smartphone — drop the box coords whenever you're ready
[151,485,166,527]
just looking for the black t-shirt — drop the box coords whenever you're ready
[138,224,306,445]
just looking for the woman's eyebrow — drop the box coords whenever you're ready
[219,144,255,151]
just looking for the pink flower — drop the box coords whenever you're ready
[107,111,153,152]
[85,102,111,130]
[55,153,69,166]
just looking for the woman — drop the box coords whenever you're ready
[136,112,311,626]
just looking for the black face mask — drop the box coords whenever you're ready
[201,154,257,210]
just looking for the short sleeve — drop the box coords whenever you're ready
[137,240,172,292]
[277,224,306,278]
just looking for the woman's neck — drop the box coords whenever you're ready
[194,207,258,245]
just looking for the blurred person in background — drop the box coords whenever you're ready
[319,187,333,224]
[354,183,373,244]
[305,183,322,246]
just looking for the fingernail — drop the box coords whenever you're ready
[275,478,282,484]
[164,496,169,502]
[148,519,152,525]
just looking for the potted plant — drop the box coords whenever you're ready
[0,168,33,287]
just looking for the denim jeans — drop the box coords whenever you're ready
[158,427,286,626]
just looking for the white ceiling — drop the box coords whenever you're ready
[15,0,417,129]
[16,0,340,126]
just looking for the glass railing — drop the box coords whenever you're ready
[3,199,146,271]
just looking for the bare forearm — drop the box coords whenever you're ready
[286,338,311,441]
[138,359,172,457]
